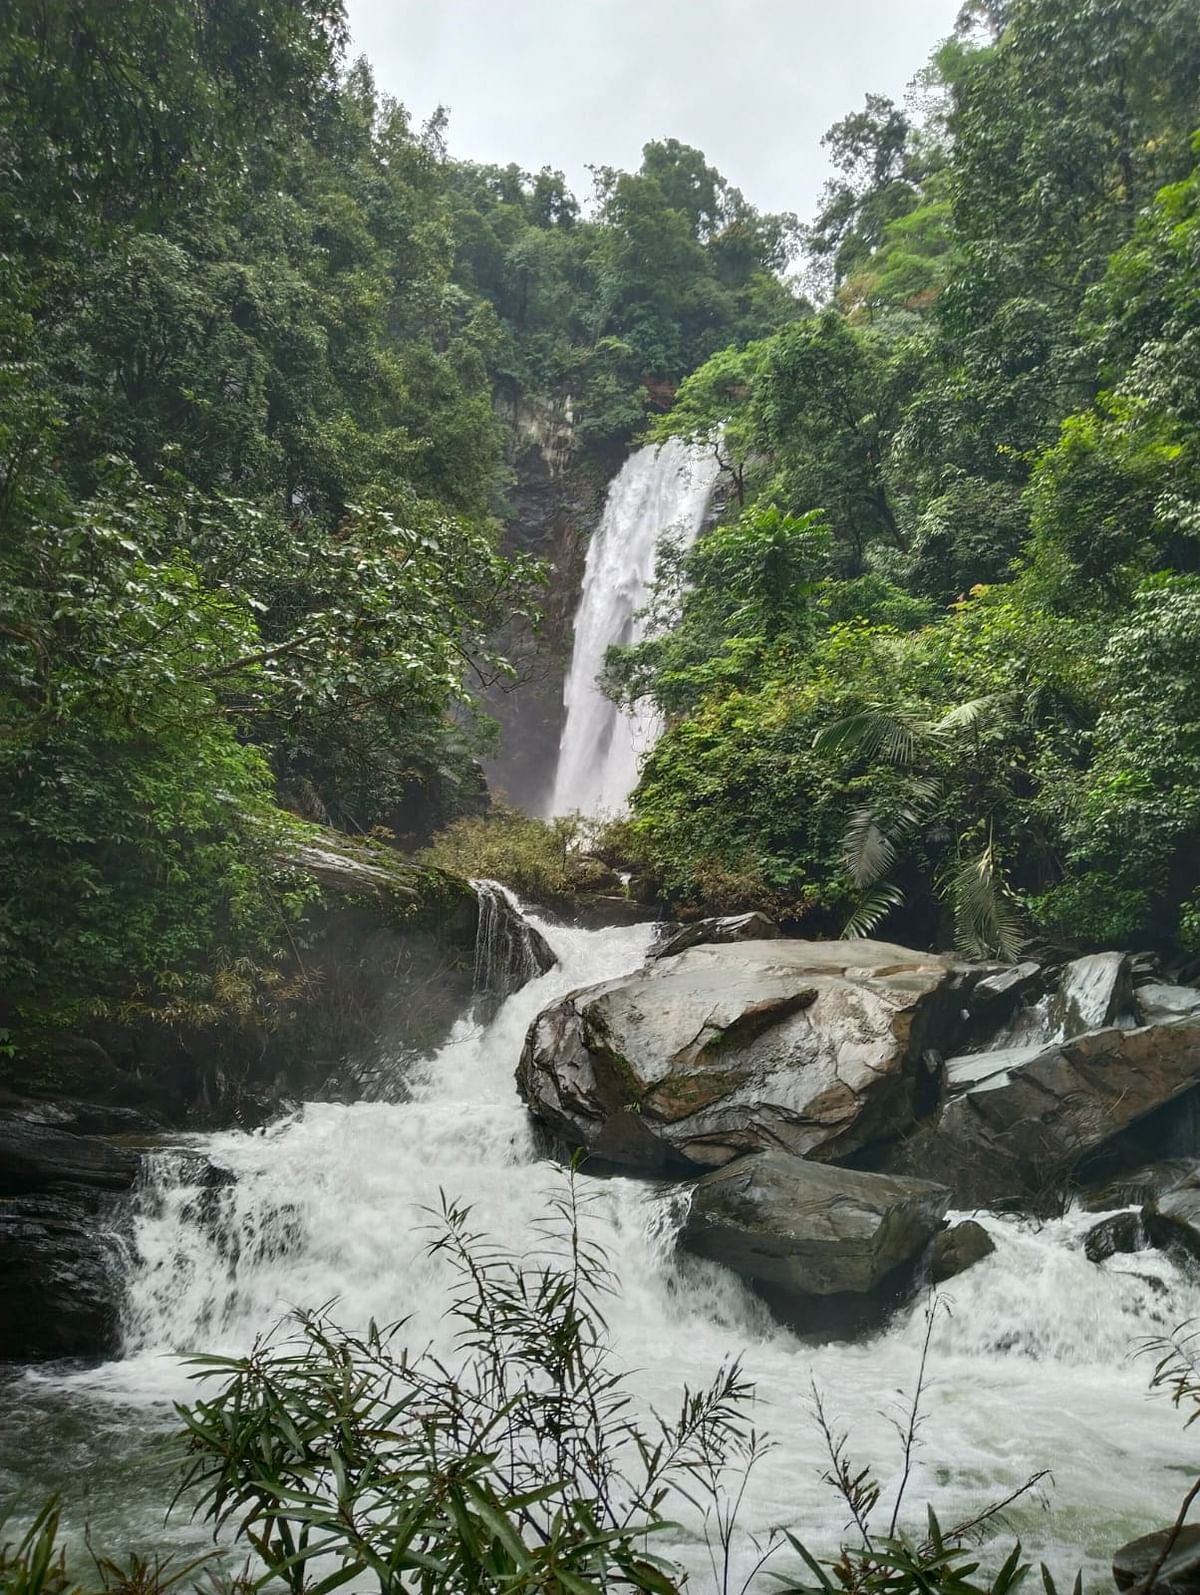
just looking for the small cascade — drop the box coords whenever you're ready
[470,877,556,1020]
[548,439,721,818]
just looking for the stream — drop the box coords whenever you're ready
[2,910,1197,1588]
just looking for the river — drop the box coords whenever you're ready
[2,909,1196,1588]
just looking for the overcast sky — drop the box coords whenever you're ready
[345,1,962,223]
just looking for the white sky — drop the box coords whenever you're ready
[346,0,963,222]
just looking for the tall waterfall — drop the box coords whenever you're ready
[548,438,721,818]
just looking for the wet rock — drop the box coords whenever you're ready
[3,1098,163,1137]
[519,938,982,1172]
[681,1151,950,1298]
[1052,952,1134,1036]
[1079,1161,1200,1213]
[1143,1173,1200,1261]
[891,1016,1200,1208]
[1058,951,1135,1033]
[652,913,782,960]
[1138,983,1200,1025]
[1113,1525,1200,1595]
[968,962,1045,1013]
[0,1116,140,1195]
[1084,1211,1144,1263]
[471,880,556,1022]
[0,1187,128,1361]
[929,1219,996,1282]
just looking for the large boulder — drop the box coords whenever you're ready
[681,1151,950,1298]
[518,939,981,1172]
[892,1017,1200,1207]
[0,1187,128,1360]
[0,1116,140,1195]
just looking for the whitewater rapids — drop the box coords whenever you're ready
[3,911,1197,1587]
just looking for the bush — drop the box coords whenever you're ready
[419,805,621,901]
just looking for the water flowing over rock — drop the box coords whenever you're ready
[518,938,983,1172]
[681,1151,950,1301]
[548,439,720,818]
[471,879,556,1021]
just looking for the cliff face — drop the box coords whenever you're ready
[483,396,618,816]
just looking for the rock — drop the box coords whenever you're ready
[1144,1173,1200,1260]
[892,1016,1200,1208]
[681,1151,950,1298]
[1052,952,1134,1037]
[929,1219,996,1282]
[969,962,1044,1010]
[1079,1161,1200,1213]
[0,1187,128,1360]
[3,1098,162,1137]
[1113,1525,1200,1595]
[1084,1211,1144,1263]
[519,938,980,1173]
[0,1116,140,1195]
[1138,983,1200,1025]
[652,913,782,960]
[471,880,556,1022]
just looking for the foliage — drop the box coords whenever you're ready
[176,1181,757,1595]
[420,806,621,902]
[613,0,1200,957]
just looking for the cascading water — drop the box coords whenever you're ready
[469,877,555,1021]
[4,909,1199,1584]
[548,438,721,818]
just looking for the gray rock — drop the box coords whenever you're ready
[652,913,782,960]
[0,1187,128,1360]
[1079,1161,1200,1213]
[681,1151,950,1297]
[1113,1525,1200,1595]
[1144,1174,1200,1260]
[0,1117,140,1195]
[1084,1210,1144,1263]
[929,1219,996,1282]
[1138,983,1200,1025]
[891,1017,1200,1207]
[1052,952,1133,1037]
[969,962,1044,1009]
[4,1099,162,1137]
[519,938,980,1172]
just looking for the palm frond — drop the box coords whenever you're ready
[842,807,895,889]
[932,696,1002,737]
[946,841,1024,961]
[843,882,906,940]
[814,707,926,767]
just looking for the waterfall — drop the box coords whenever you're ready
[548,438,721,818]
[15,908,1200,1585]
[470,877,555,1021]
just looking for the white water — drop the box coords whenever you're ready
[7,911,1199,1585]
[548,439,721,818]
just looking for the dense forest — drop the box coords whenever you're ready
[3,0,1200,1069]
[0,0,799,1062]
